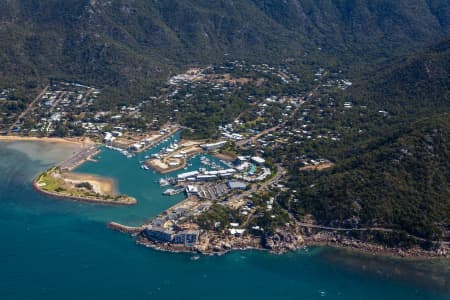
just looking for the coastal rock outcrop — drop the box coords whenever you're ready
[263,230,304,252]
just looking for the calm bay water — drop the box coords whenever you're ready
[0,140,448,300]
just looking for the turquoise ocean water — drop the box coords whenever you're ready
[0,140,448,300]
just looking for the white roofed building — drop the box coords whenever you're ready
[251,156,266,165]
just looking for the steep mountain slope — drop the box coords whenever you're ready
[290,114,449,239]
[362,37,450,112]
[0,0,301,87]
[252,0,450,58]
[287,39,450,242]
[0,0,449,89]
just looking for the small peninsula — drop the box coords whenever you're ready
[34,167,136,205]
[145,140,205,174]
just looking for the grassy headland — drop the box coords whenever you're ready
[34,167,136,205]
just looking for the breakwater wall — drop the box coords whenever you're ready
[32,178,136,206]
[108,222,144,234]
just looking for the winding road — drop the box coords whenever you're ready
[294,220,450,245]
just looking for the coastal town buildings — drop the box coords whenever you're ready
[144,225,200,247]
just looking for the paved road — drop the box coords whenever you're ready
[237,93,311,148]
[296,222,393,233]
[48,91,67,114]
[8,86,48,134]
[58,146,98,171]
[294,221,450,245]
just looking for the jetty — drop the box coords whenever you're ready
[136,127,181,153]
[108,222,144,234]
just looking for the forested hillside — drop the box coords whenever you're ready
[286,39,450,242]
[1,0,449,92]
[355,37,450,114]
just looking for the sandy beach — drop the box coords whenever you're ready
[33,168,136,205]
[0,135,95,146]
[61,172,117,195]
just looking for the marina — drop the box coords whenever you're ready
[105,144,135,158]
[145,139,206,174]
[0,140,448,300]
[1,2,449,298]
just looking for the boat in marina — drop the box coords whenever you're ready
[163,188,184,196]
[105,145,135,158]
[159,178,170,186]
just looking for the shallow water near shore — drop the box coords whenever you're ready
[0,141,449,300]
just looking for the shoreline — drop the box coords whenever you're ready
[302,236,449,260]
[58,147,100,172]
[146,140,206,174]
[111,185,449,260]
[0,135,95,146]
[122,190,449,260]
[147,156,190,174]
[32,176,136,206]
[135,127,181,153]
[10,135,444,260]
[135,231,449,260]
[30,143,136,206]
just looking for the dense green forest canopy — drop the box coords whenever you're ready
[282,39,450,241]
[1,0,449,93]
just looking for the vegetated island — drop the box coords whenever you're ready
[34,167,136,205]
